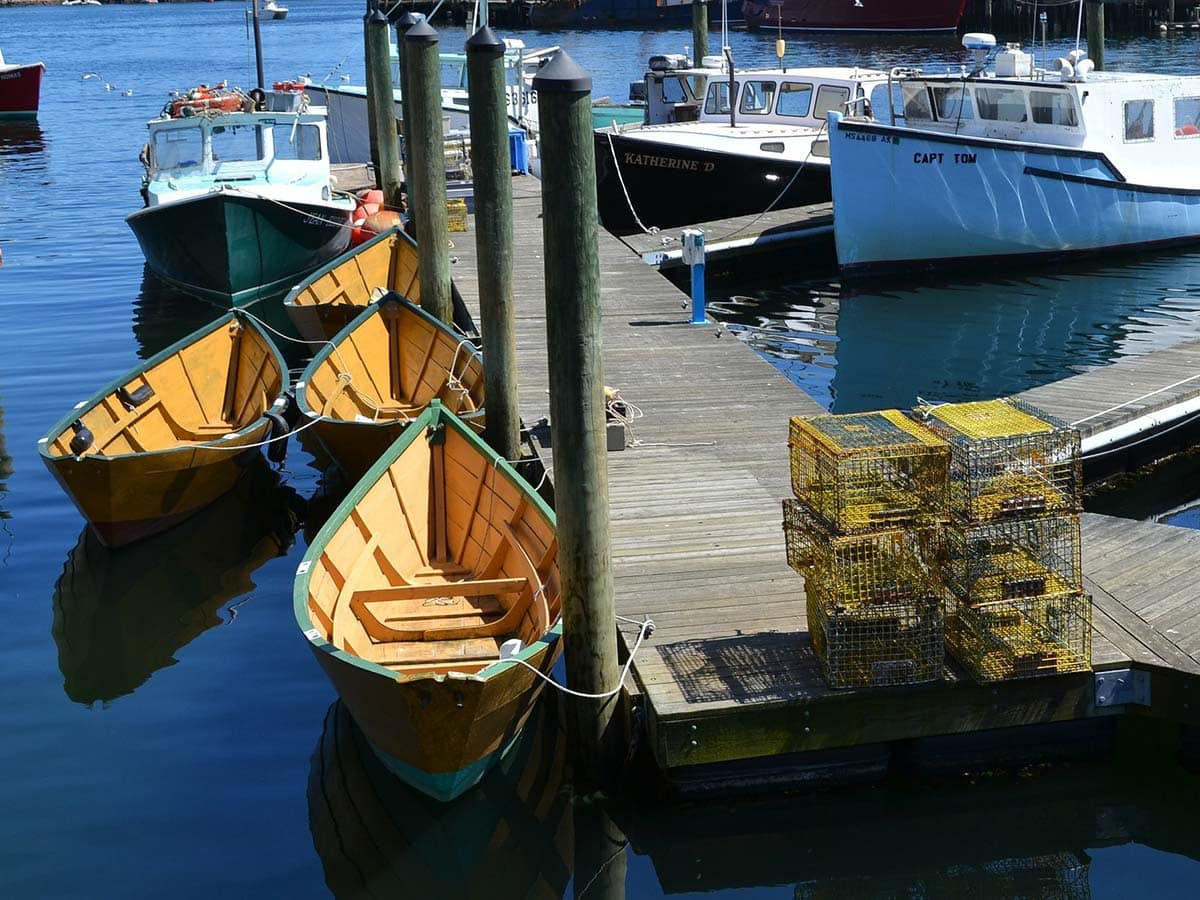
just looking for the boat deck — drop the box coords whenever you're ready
[448,176,1200,790]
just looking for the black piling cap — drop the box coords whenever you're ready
[531,50,592,94]
[465,26,505,56]
[394,11,422,33]
[405,19,439,45]
[368,4,388,25]
[362,0,376,23]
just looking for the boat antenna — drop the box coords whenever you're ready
[721,0,729,62]
[250,0,265,90]
[1074,0,1085,55]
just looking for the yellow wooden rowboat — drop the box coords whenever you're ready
[295,402,562,801]
[38,311,289,547]
[296,292,484,481]
[283,226,421,343]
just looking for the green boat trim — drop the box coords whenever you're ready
[281,225,416,313]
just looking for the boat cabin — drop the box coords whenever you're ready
[868,35,1200,187]
[639,55,887,129]
[143,91,334,206]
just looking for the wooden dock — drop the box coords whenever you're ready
[449,176,1200,792]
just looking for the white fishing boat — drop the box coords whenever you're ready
[828,29,1200,274]
[594,53,888,235]
[262,0,288,20]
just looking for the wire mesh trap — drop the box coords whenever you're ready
[916,398,1081,524]
[946,590,1092,682]
[789,410,950,535]
[942,514,1082,607]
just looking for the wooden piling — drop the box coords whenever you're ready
[393,10,421,176]
[533,51,622,792]
[366,4,402,210]
[1087,1,1105,70]
[403,20,453,326]
[691,1,708,68]
[466,26,521,463]
[362,1,381,179]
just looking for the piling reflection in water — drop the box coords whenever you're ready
[307,696,573,900]
[712,251,1200,413]
[50,457,303,706]
[0,387,12,552]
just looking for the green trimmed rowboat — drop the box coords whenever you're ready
[294,402,562,802]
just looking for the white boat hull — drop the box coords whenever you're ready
[828,113,1200,274]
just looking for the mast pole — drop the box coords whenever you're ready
[251,0,265,91]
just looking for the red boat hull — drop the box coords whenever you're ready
[0,63,45,118]
[743,0,967,31]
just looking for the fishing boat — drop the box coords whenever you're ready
[829,32,1200,274]
[595,54,888,234]
[127,82,355,305]
[743,0,967,32]
[0,49,46,119]
[262,0,288,20]
[51,459,301,706]
[38,311,290,548]
[294,402,562,801]
[296,292,484,480]
[283,226,421,342]
[308,697,572,898]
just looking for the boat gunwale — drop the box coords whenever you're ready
[37,310,290,462]
[293,401,562,685]
[281,225,414,314]
[294,290,481,426]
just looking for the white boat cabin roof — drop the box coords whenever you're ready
[641,60,889,129]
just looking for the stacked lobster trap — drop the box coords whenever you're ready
[783,400,1093,690]
[918,399,1091,683]
[783,411,950,689]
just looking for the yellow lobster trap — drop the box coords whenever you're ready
[942,514,1082,607]
[915,398,1081,524]
[789,410,950,535]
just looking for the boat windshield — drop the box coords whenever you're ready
[211,123,264,162]
[153,129,203,172]
[272,124,323,161]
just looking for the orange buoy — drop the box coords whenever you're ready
[362,210,401,237]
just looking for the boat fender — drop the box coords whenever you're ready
[280,390,303,429]
[68,421,94,456]
[117,384,155,409]
[264,410,290,464]
[500,638,523,659]
[450,280,480,342]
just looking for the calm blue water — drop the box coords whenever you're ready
[3,3,1200,897]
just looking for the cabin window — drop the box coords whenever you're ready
[777,82,814,117]
[975,87,1028,122]
[273,124,323,161]
[1030,90,1078,127]
[661,76,689,105]
[705,81,737,115]
[932,85,974,121]
[153,129,202,171]
[211,124,265,162]
[739,80,778,115]
[813,84,851,120]
[901,84,933,121]
[1124,100,1155,141]
[760,141,785,153]
[1175,97,1200,137]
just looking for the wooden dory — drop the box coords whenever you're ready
[294,403,562,802]
[296,293,484,481]
[283,226,420,343]
[39,312,289,547]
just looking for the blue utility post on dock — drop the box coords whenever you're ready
[682,228,706,324]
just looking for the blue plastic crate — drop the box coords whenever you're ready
[508,129,529,175]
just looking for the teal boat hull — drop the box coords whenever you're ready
[127,191,353,306]
[370,727,525,802]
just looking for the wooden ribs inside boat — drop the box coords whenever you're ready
[304,409,560,679]
[45,314,283,458]
[303,295,484,428]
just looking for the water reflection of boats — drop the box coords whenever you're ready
[0,385,12,523]
[50,457,303,706]
[307,696,572,899]
[715,253,1200,414]
[0,121,46,156]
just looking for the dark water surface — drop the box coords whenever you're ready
[3,4,1200,897]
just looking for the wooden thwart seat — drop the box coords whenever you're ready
[352,576,531,642]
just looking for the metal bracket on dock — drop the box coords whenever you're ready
[1094,669,1151,708]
